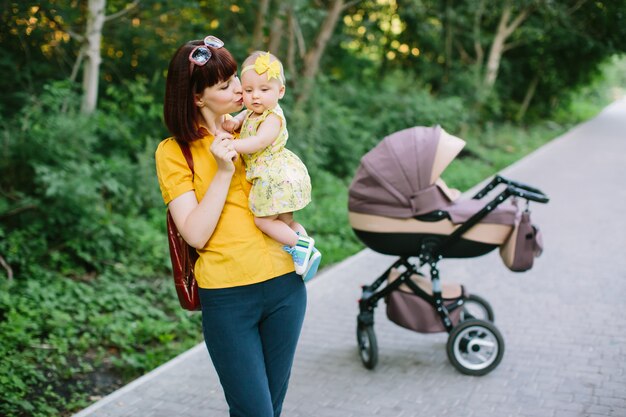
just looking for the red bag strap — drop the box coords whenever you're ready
[177,141,195,179]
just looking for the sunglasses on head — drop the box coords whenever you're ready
[188,35,224,74]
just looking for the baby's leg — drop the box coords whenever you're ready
[278,213,307,236]
[255,215,299,247]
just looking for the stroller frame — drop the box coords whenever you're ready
[356,175,549,375]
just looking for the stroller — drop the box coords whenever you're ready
[348,126,549,376]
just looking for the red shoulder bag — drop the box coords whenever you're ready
[166,142,201,311]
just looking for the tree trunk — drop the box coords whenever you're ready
[473,0,485,87]
[484,4,510,89]
[444,0,453,82]
[0,254,13,281]
[483,3,530,89]
[82,0,106,114]
[296,0,345,106]
[516,75,539,121]
[286,6,297,86]
[252,0,271,50]
[268,4,287,54]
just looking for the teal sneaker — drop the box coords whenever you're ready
[286,235,315,275]
[303,248,321,282]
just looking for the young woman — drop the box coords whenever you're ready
[155,36,306,417]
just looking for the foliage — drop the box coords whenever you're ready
[341,0,626,120]
[297,170,363,266]
[0,81,166,277]
[0,81,201,417]
[0,269,202,417]
[3,0,626,122]
[442,121,568,191]
[552,55,626,124]
[286,73,472,179]
[492,2,622,119]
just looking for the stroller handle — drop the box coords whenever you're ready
[507,185,550,204]
[473,174,549,203]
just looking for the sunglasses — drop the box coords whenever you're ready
[188,35,225,74]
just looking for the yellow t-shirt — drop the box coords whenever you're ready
[155,134,295,289]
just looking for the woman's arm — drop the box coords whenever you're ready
[168,135,237,249]
[233,113,281,155]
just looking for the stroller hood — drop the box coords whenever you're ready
[349,126,463,218]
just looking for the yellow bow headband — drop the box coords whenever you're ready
[241,52,284,85]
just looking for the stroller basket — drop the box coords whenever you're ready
[350,126,549,376]
[385,268,464,333]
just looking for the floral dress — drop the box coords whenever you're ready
[239,104,312,217]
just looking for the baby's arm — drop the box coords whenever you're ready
[222,111,246,133]
[233,114,282,155]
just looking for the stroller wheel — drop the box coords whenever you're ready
[446,319,504,376]
[356,324,378,370]
[461,294,495,322]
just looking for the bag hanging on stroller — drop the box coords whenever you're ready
[500,209,544,272]
[349,126,549,375]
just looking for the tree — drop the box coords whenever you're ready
[81,0,106,113]
[80,0,139,113]
[0,0,143,115]
[0,1,82,115]
[245,0,359,106]
[506,0,626,119]
[251,0,271,50]
[376,0,626,118]
[297,0,349,105]
[482,1,533,89]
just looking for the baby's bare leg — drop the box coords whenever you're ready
[255,215,299,247]
[278,212,307,236]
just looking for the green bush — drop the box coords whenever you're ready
[0,81,166,277]
[285,74,472,179]
[298,170,363,266]
[0,270,202,417]
[0,80,200,417]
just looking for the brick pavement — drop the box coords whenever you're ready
[74,98,626,417]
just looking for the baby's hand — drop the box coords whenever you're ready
[222,118,242,133]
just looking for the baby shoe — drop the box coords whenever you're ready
[302,248,322,282]
[285,235,315,275]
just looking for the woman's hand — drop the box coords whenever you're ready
[170,132,237,248]
[211,133,238,173]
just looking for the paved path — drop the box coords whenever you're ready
[74,99,626,417]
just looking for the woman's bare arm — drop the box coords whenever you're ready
[168,136,237,249]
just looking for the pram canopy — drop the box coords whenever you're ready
[348,126,516,225]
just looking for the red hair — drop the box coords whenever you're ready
[163,40,238,143]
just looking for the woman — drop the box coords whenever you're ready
[155,36,306,417]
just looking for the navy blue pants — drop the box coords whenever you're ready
[199,272,306,417]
